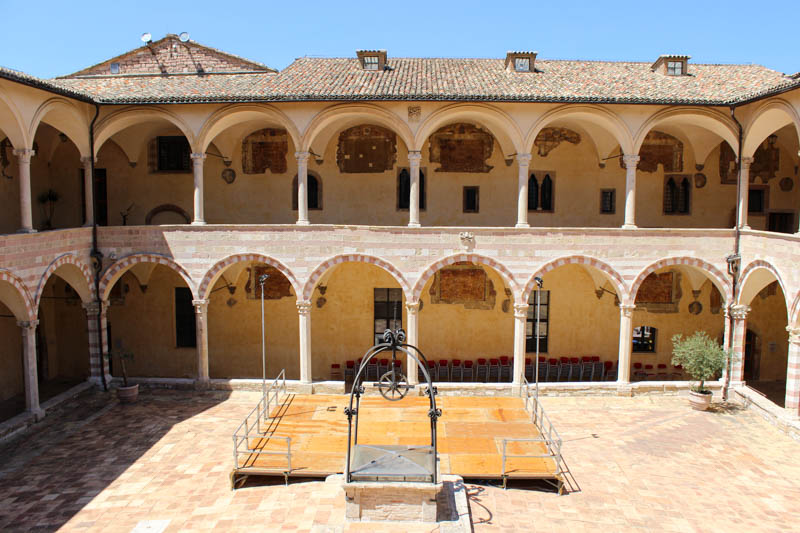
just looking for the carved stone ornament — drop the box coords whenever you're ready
[407,106,422,122]
[429,123,494,173]
[780,177,793,191]
[694,173,706,188]
[534,127,581,157]
[336,124,397,173]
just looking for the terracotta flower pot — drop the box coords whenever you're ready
[689,389,712,411]
[117,384,139,403]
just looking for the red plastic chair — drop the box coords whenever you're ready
[539,356,546,363]
[560,356,570,364]
[570,357,580,364]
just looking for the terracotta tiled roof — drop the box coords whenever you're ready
[4,56,800,106]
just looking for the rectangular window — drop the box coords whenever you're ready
[364,55,379,70]
[526,290,550,353]
[600,189,616,214]
[157,136,191,172]
[667,61,683,76]
[373,288,402,345]
[632,326,656,353]
[768,212,795,234]
[514,57,530,72]
[175,287,196,348]
[463,186,479,213]
[748,187,767,214]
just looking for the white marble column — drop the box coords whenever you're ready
[80,156,95,226]
[515,153,532,228]
[617,304,635,383]
[18,320,44,420]
[622,154,640,229]
[729,304,750,383]
[193,299,210,383]
[785,327,800,417]
[191,153,206,225]
[297,300,312,383]
[512,303,529,385]
[408,151,422,228]
[405,300,420,385]
[737,156,754,230]
[84,301,111,387]
[14,148,36,233]
[295,151,310,225]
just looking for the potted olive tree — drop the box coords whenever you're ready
[671,331,730,411]
[107,346,138,403]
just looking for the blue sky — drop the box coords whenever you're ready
[2,0,798,78]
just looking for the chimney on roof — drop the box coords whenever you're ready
[652,55,691,76]
[356,50,388,71]
[505,51,537,73]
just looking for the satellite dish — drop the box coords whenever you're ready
[141,32,152,43]
[179,32,190,43]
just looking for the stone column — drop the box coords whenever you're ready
[18,320,44,420]
[80,156,95,226]
[295,151,310,225]
[408,151,422,228]
[720,307,732,383]
[737,156,754,230]
[515,153,532,228]
[14,148,36,233]
[405,300,420,385]
[84,301,111,387]
[191,153,206,225]
[512,303,529,386]
[297,300,312,383]
[617,304,635,383]
[622,155,640,229]
[729,304,750,383]
[785,327,800,417]
[193,299,210,384]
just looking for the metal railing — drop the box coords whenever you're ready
[232,370,291,475]
[501,377,564,488]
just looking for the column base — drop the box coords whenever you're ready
[515,222,530,229]
[191,220,207,226]
[296,220,310,226]
[616,382,633,396]
[17,228,37,234]
[89,374,113,389]
[82,222,94,228]
[621,224,637,230]
[28,407,45,422]
[738,224,751,230]
[407,222,421,228]
[194,378,210,391]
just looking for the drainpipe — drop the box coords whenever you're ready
[723,105,744,401]
[88,103,107,392]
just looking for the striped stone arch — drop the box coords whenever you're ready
[99,253,196,301]
[302,254,411,301]
[522,255,628,304]
[630,257,732,305]
[0,269,36,321]
[35,253,96,308]
[410,253,520,302]
[790,291,800,328]
[199,253,301,300]
[737,259,789,308]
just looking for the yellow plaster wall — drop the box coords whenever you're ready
[106,267,197,378]
[747,288,789,381]
[0,301,23,402]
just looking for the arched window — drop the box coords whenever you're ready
[541,174,553,211]
[397,168,426,210]
[528,174,539,210]
[663,177,677,214]
[292,173,322,210]
[678,177,690,214]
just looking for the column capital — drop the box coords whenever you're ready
[619,303,636,317]
[786,326,800,345]
[192,299,210,311]
[13,148,35,162]
[80,155,96,168]
[295,151,311,163]
[622,154,640,167]
[296,299,312,315]
[516,153,532,165]
[407,151,422,163]
[82,300,108,316]
[513,302,530,318]
[405,300,421,314]
[17,319,39,330]
[730,304,750,320]
[190,152,207,162]
[741,156,754,168]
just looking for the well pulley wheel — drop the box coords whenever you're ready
[377,371,410,401]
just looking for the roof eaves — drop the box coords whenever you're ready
[0,67,95,103]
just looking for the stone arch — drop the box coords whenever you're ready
[0,269,35,321]
[29,97,91,158]
[301,104,414,154]
[200,253,301,300]
[633,107,739,158]
[0,85,29,149]
[742,98,800,158]
[145,204,191,225]
[303,254,411,301]
[415,103,523,155]
[35,254,96,308]
[737,260,789,308]
[197,103,301,153]
[790,291,800,328]
[94,106,196,157]
[522,255,628,304]
[410,253,519,302]
[525,104,634,157]
[99,253,196,301]
[630,257,732,305]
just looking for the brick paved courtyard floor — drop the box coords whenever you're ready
[0,387,798,532]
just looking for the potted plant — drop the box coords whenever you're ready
[107,346,138,403]
[670,331,730,411]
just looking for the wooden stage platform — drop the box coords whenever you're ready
[232,393,560,487]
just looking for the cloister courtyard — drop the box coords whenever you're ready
[0,386,798,532]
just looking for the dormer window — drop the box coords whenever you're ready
[505,51,537,73]
[514,57,530,72]
[110,62,120,74]
[667,61,683,76]
[652,55,690,76]
[356,49,387,71]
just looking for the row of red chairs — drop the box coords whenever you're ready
[633,362,684,381]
